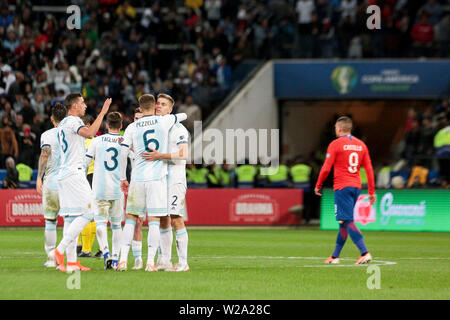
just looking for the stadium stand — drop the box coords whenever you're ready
[0,0,449,189]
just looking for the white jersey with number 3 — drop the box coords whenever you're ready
[57,115,87,181]
[86,133,123,200]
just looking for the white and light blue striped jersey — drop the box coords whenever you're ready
[57,115,87,180]
[40,127,61,190]
[167,123,189,187]
[121,113,186,182]
[128,149,137,181]
[86,133,122,200]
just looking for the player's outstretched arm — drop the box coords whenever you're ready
[119,144,130,194]
[142,143,188,161]
[78,98,112,138]
[36,145,51,195]
[174,113,187,123]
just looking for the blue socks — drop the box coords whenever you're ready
[332,224,348,258]
[332,221,368,258]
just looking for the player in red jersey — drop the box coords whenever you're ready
[315,116,376,265]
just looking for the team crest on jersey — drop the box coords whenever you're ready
[180,135,184,140]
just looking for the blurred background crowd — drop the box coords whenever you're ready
[0,0,449,189]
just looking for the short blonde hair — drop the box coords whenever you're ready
[138,94,155,111]
[336,116,353,132]
[157,93,174,107]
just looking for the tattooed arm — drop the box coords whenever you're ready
[36,145,51,196]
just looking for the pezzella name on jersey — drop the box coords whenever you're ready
[136,119,158,127]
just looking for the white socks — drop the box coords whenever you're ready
[175,228,188,265]
[57,215,91,260]
[44,220,57,255]
[119,219,136,263]
[159,227,173,263]
[132,240,142,260]
[96,223,109,256]
[111,222,122,261]
[59,216,79,263]
[147,221,160,265]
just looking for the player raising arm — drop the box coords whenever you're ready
[142,93,190,272]
[36,103,67,268]
[49,94,111,272]
[314,116,376,265]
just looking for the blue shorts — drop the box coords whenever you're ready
[334,187,360,221]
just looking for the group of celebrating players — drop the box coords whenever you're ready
[36,89,376,272]
[36,92,190,272]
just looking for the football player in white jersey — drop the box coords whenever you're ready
[36,103,67,268]
[86,112,124,270]
[142,93,190,272]
[129,107,146,270]
[117,94,187,271]
[49,93,112,272]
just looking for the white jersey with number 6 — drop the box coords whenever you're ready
[121,113,186,182]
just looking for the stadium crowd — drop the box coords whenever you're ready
[0,0,449,185]
[387,97,450,189]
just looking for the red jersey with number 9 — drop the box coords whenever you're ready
[315,135,375,195]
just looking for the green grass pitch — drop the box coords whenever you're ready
[0,227,449,300]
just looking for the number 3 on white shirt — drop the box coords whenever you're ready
[348,152,359,173]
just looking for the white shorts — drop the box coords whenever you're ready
[168,183,187,218]
[126,178,168,217]
[94,196,124,225]
[42,184,60,220]
[58,172,94,218]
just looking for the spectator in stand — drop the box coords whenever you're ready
[418,115,437,167]
[405,108,418,133]
[403,118,421,161]
[1,64,15,95]
[433,114,450,187]
[0,100,17,125]
[8,71,24,105]
[17,124,36,168]
[411,11,435,57]
[0,4,13,30]
[20,96,35,125]
[340,0,357,24]
[3,156,18,189]
[178,95,201,134]
[0,117,18,168]
[31,92,46,119]
[215,55,231,91]
[252,18,271,59]
[4,30,19,53]
[296,0,316,58]
[205,0,222,29]
[273,17,295,59]
[435,12,450,58]
[419,0,443,25]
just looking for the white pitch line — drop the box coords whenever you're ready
[191,255,398,267]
